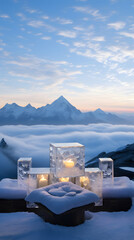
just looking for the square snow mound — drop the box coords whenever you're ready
[26,182,99,214]
[103,177,134,199]
[0,178,27,199]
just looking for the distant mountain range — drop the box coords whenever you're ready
[86,143,134,179]
[0,96,130,125]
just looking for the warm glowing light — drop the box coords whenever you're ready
[38,175,48,187]
[59,177,69,182]
[80,176,90,188]
[63,159,75,168]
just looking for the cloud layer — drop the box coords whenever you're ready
[1,124,134,179]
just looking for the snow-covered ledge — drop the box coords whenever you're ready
[103,177,134,199]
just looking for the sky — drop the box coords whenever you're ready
[0,0,134,113]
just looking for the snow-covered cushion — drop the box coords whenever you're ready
[103,177,134,199]
[26,182,99,214]
[0,178,27,199]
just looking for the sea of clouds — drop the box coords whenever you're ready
[0,123,134,179]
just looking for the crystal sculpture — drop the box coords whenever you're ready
[28,168,50,193]
[50,143,85,178]
[99,158,114,181]
[17,157,32,189]
[75,168,103,206]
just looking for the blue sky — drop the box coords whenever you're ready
[0,0,134,112]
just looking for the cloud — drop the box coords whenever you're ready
[0,39,6,46]
[28,20,56,32]
[41,36,51,40]
[70,47,112,64]
[58,30,77,38]
[92,36,105,42]
[107,21,126,30]
[7,55,82,87]
[73,42,86,47]
[42,15,49,20]
[56,40,69,47]
[119,32,134,39]
[16,13,27,21]
[73,26,85,31]
[71,39,134,65]
[28,20,45,28]
[117,67,134,77]
[0,14,10,18]
[73,6,106,21]
[1,124,134,179]
[25,8,37,14]
[55,17,73,25]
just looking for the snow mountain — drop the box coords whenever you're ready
[93,108,126,124]
[0,96,126,125]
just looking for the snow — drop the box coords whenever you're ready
[0,96,124,125]
[0,178,27,199]
[103,177,134,198]
[26,182,99,214]
[0,178,134,239]
[0,202,134,240]
[120,167,134,173]
[1,103,36,118]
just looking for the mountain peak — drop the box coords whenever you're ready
[56,96,68,102]
[3,103,20,109]
[51,96,71,106]
[25,104,33,108]
[94,108,105,114]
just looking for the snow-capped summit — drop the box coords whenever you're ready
[92,107,125,124]
[47,96,79,112]
[25,104,32,108]
[94,108,105,114]
[37,96,82,123]
[0,96,127,125]
[1,103,24,118]
[2,103,20,110]
[51,96,72,106]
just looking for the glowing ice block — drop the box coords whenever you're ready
[28,168,50,193]
[50,143,85,178]
[76,168,103,206]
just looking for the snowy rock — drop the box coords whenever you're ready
[26,182,99,214]
[0,138,8,148]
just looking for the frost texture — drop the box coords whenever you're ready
[50,143,85,178]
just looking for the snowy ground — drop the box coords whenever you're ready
[0,201,134,240]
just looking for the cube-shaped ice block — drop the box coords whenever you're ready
[28,168,50,193]
[99,158,114,181]
[50,143,85,178]
[17,157,32,189]
[75,168,103,206]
